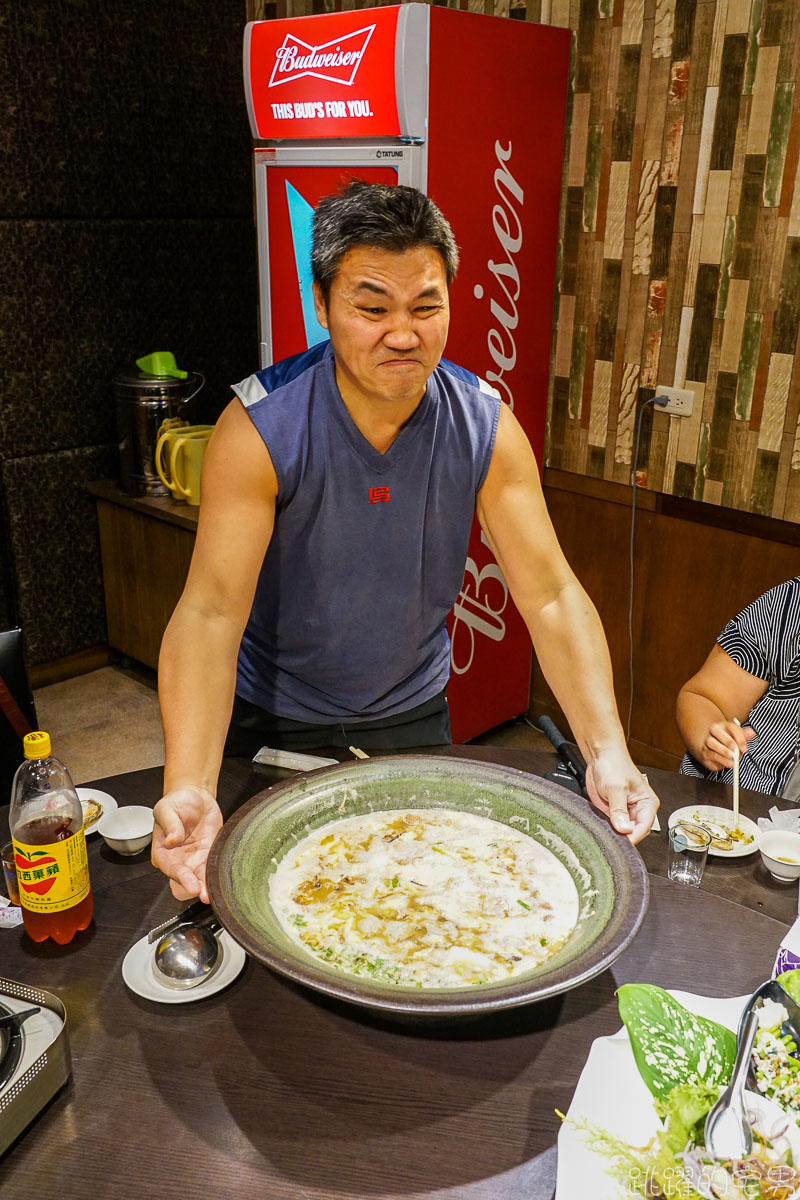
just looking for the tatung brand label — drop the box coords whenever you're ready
[246,10,402,139]
[269,26,375,88]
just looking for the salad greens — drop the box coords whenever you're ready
[778,970,800,1007]
[566,983,800,1199]
[655,1077,722,1156]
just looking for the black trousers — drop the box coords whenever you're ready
[224,688,451,757]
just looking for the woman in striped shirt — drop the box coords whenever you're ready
[677,577,800,799]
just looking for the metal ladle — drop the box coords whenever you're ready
[154,912,222,990]
[703,1008,760,1161]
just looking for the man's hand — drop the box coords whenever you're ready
[584,748,660,845]
[151,786,223,903]
[696,720,755,773]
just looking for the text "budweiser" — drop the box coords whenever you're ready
[269,26,375,88]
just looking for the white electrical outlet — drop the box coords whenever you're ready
[655,386,694,417]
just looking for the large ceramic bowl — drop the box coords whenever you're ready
[207,755,649,1016]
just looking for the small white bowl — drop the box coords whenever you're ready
[96,806,155,856]
[759,829,800,882]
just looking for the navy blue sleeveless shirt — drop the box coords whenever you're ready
[231,341,500,723]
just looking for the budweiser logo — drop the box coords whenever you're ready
[451,140,523,675]
[477,140,523,412]
[269,25,375,88]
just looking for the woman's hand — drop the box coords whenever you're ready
[696,719,755,773]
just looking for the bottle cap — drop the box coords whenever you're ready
[23,731,51,759]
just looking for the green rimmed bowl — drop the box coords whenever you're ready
[206,755,649,1017]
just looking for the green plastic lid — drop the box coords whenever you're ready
[135,351,188,380]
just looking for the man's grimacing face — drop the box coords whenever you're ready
[312,245,451,410]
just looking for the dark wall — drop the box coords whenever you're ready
[0,1,258,665]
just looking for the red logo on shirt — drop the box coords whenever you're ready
[369,486,391,503]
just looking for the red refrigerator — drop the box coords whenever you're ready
[243,5,569,742]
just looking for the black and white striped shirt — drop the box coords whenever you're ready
[680,577,800,797]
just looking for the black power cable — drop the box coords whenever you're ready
[627,393,670,741]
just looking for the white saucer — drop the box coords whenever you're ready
[668,804,759,858]
[77,787,118,837]
[122,929,247,1004]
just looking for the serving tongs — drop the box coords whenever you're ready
[147,898,211,945]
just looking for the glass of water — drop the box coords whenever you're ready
[668,822,711,888]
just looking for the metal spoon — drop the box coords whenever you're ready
[154,913,222,990]
[704,1008,760,1161]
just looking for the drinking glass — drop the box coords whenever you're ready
[1,841,20,906]
[668,822,711,888]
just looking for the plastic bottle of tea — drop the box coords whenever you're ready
[9,731,93,944]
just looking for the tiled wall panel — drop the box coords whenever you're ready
[0,218,257,459]
[2,2,258,664]
[3,447,119,663]
[2,2,252,220]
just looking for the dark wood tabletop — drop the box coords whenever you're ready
[0,748,795,1200]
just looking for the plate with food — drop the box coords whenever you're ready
[668,804,759,857]
[76,787,117,837]
[558,977,800,1198]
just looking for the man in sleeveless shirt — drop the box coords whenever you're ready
[152,182,659,903]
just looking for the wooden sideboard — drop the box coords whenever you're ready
[87,480,198,669]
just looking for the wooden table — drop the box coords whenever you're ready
[0,749,795,1199]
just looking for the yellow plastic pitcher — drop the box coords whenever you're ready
[155,425,213,499]
[169,431,212,506]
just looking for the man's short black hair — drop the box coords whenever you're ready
[311,181,459,304]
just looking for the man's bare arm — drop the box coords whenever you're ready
[476,404,658,843]
[152,398,276,899]
[676,643,767,771]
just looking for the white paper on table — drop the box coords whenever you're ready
[758,805,800,834]
[0,896,23,928]
[555,990,747,1199]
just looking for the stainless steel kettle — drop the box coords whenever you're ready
[114,352,205,497]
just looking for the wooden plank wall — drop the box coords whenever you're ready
[538,468,800,769]
[548,0,800,525]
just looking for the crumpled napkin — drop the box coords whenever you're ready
[0,895,24,928]
[757,805,800,834]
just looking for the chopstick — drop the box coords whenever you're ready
[732,718,741,831]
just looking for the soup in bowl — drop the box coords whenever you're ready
[206,755,649,1017]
